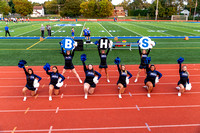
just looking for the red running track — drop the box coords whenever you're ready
[0,64,200,133]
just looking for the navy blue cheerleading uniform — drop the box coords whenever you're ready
[46,70,65,89]
[144,65,162,87]
[82,61,101,88]
[23,67,42,91]
[178,64,189,88]
[138,46,151,69]
[62,49,75,70]
[98,48,110,68]
[117,64,132,88]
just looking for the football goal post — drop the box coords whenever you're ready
[171,15,188,21]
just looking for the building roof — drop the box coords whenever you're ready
[33,6,43,10]
[115,7,124,10]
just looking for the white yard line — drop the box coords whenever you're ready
[148,23,197,36]
[80,22,86,37]
[51,26,66,35]
[112,22,143,36]
[124,22,173,36]
[97,22,113,37]
[15,28,40,37]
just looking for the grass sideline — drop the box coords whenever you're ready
[0,38,200,66]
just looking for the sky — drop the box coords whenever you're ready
[30,0,152,5]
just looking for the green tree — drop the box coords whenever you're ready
[60,0,82,17]
[13,0,33,16]
[120,0,131,10]
[97,0,114,17]
[44,0,58,14]
[148,0,165,18]
[8,0,15,13]
[80,1,90,17]
[0,0,10,15]
[80,0,97,18]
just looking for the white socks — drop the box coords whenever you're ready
[178,92,181,96]
[49,96,52,101]
[84,94,88,99]
[35,88,38,93]
[118,94,122,99]
[147,93,151,98]
[23,97,27,101]
[107,79,110,83]
[134,79,138,83]
[79,79,83,83]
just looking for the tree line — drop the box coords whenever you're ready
[0,0,113,18]
[0,0,199,19]
[122,0,199,19]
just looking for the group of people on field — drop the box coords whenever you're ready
[20,38,190,101]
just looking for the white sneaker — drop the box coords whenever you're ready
[23,97,27,101]
[147,93,151,98]
[143,86,148,91]
[35,88,38,93]
[118,94,122,99]
[49,96,52,101]
[107,80,110,83]
[143,86,147,88]
[84,94,88,99]
[178,92,181,96]
[176,87,180,90]
[134,79,138,83]
[79,79,83,83]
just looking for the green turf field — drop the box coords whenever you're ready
[0,38,200,66]
[0,21,200,37]
[0,21,200,66]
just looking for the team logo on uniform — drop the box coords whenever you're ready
[60,38,76,53]
[138,37,156,49]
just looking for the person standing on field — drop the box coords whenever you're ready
[41,24,45,37]
[5,25,11,37]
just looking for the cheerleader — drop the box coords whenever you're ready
[116,64,132,99]
[61,44,82,83]
[144,64,162,97]
[98,47,110,82]
[45,66,65,101]
[81,55,101,99]
[22,67,42,101]
[134,46,151,82]
[176,64,190,96]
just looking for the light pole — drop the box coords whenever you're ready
[193,0,198,21]
[155,0,159,20]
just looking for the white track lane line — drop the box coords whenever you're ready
[0,82,200,87]
[1,104,200,113]
[0,123,200,132]
[0,91,200,99]
[145,123,151,131]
